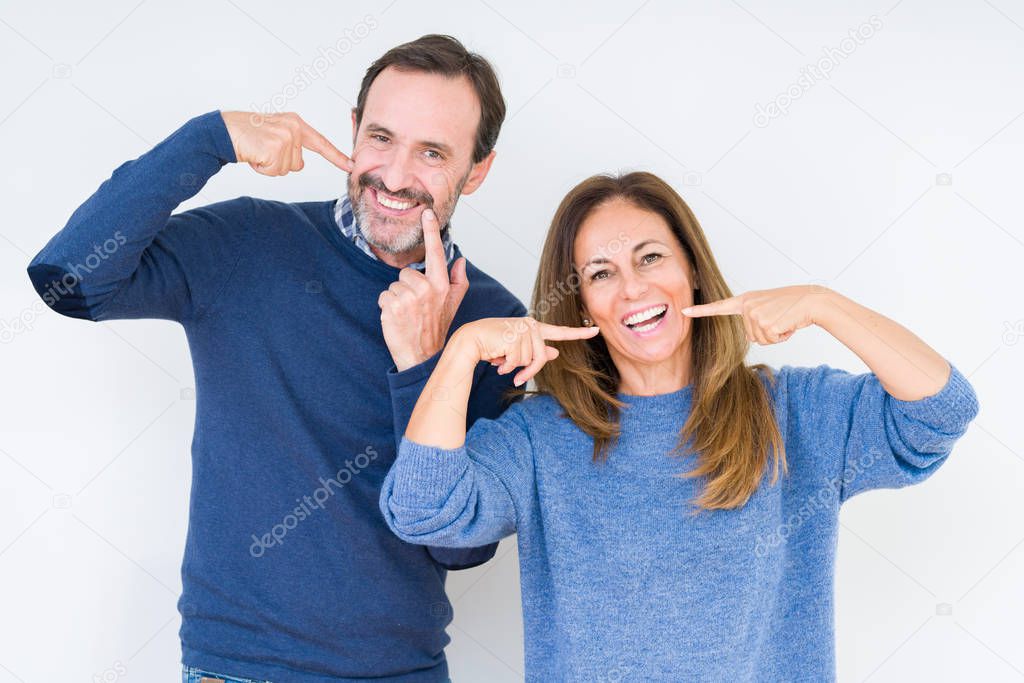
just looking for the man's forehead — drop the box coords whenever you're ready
[360,68,479,148]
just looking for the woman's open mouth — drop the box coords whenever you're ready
[369,187,421,217]
[621,304,668,336]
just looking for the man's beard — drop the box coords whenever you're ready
[348,171,467,256]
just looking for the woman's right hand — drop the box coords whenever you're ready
[452,317,600,387]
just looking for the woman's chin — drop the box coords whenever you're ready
[608,336,681,367]
[626,347,676,365]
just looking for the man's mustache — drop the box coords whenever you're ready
[357,174,433,208]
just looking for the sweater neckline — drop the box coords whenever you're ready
[317,199,463,281]
[616,384,694,414]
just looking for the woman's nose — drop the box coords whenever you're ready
[620,271,649,300]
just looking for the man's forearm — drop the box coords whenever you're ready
[27,111,235,316]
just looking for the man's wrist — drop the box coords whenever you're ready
[394,350,431,373]
[392,335,447,372]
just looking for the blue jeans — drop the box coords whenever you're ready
[181,665,272,683]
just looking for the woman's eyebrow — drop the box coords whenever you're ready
[632,239,668,253]
[579,238,670,269]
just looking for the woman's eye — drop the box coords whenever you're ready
[641,253,662,265]
[590,270,611,282]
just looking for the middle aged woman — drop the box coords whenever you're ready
[378,171,979,682]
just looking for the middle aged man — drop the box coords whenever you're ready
[26,35,524,682]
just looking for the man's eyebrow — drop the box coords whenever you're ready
[363,123,454,157]
[421,139,454,157]
[364,123,395,138]
[580,239,668,268]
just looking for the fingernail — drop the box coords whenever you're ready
[423,208,435,221]
[681,307,692,315]
[514,378,524,387]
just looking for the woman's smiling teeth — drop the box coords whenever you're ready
[622,304,668,333]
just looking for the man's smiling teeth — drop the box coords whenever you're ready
[376,192,415,211]
[622,304,668,327]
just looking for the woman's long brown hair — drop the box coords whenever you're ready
[530,172,786,511]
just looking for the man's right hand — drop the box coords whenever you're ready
[220,111,354,176]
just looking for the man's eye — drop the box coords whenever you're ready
[424,149,441,159]
[371,134,389,143]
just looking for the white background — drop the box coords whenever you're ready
[1,0,1021,681]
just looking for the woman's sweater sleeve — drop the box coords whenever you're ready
[379,400,535,548]
[781,360,980,503]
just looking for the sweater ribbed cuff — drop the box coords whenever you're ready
[391,436,470,508]
[199,110,238,164]
[890,362,979,430]
[386,349,444,392]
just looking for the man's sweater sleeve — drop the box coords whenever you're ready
[385,298,526,569]
[26,110,247,323]
[379,400,534,549]
[781,361,980,503]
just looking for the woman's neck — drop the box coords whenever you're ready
[613,345,693,396]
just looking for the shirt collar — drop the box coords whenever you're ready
[334,194,455,271]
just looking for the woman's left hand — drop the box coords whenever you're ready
[682,285,832,345]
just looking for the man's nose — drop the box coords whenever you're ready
[379,148,416,196]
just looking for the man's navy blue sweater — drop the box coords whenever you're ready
[26,111,525,682]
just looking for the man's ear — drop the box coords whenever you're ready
[460,150,497,196]
[350,110,358,144]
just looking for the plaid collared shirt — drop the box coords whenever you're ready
[334,194,455,270]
